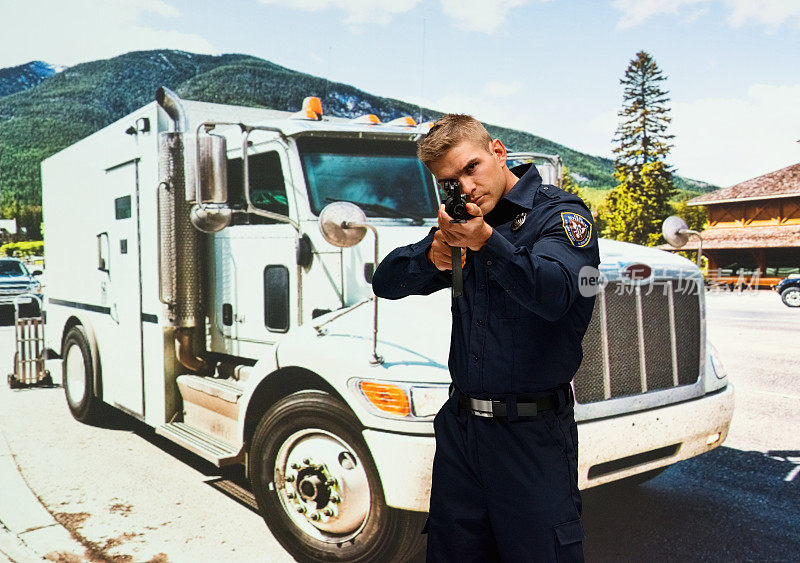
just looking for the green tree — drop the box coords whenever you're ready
[600,161,676,245]
[600,51,677,245]
[612,51,674,176]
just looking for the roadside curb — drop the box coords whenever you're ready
[0,425,85,561]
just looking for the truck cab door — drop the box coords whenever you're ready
[212,141,298,360]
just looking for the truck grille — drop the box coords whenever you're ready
[0,285,30,295]
[574,279,701,403]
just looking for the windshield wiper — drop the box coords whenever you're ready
[323,198,426,225]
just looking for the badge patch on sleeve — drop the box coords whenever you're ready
[560,212,592,247]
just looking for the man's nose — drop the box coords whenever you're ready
[460,178,477,196]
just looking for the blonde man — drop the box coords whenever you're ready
[373,114,599,562]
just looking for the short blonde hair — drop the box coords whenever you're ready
[417,114,493,169]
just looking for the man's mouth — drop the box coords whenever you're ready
[472,195,485,205]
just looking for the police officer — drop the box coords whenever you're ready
[371,114,600,562]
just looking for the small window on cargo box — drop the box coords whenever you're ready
[115,195,131,219]
[264,265,289,332]
[227,151,289,226]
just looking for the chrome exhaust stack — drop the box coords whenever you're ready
[156,86,213,375]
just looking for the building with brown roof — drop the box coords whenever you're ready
[662,162,800,285]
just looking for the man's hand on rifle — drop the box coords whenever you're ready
[436,203,493,252]
[428,229,466,271]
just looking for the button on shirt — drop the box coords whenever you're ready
[372,163,601,397]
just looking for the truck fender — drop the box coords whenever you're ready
[237,363,345,447]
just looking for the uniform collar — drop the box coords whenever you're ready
[502,163,542,212]
[483,163,541,227]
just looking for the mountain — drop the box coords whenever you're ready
[0,61,62,97]
[0,49,715,237]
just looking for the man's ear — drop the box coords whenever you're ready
[490,138,507,167]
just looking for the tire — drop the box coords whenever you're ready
[248,390,427,563]
[62,326,102,423]
[780,287,800,308]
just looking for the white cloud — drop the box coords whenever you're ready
[670,84,800,186]
[0,0,214,68]
[612,0,709,29]
[439,0,538,34]
[612,0,800,30]
[724,0,800,30]
[258,0,422,25]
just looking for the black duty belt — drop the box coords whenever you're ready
[456,385,572,418]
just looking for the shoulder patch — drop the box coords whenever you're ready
[560,211,592,247]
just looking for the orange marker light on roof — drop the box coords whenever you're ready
[289,96,323,121]
[359,381,410,416]
[352,114,381,124]
[388,116,417,127]
[304,96,323,116]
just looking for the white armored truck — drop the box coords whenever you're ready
[41,88,734,562]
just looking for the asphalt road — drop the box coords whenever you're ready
[0,290,798,562]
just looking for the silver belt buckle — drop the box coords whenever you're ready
[469,398,495,418]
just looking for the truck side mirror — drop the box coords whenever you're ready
[197,133,228,204]
[189,132,231,233]
[662,215,690,248]
[318,202,368,248]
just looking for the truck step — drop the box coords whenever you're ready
[156,422,243,467]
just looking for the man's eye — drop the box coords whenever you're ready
[466,163,476,173]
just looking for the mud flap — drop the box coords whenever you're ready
[421,515,430,534]
[553,518,584,562]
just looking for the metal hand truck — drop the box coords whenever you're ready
[7,294,52,388]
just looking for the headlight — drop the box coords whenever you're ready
[349,379,450,420]
[708,341,727,379]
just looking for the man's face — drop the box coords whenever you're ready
[428,138,509,216]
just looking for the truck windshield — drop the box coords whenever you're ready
[297,137,438,219]
[0,260,27,277]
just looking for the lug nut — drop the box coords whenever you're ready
[310,512,321,521]
[302,458,312,465]
[296,506,306,514]
[285,474,295,482]
[286,492,296,499]
[291,462,300,469]
[322,508,334,516]
[330,494,341,504]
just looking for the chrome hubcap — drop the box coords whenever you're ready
[274,428,370,543]
[785,290,800,306]
[64,344,86,406]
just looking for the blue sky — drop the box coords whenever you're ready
[4,0,800,186]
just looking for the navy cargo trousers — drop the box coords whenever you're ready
[422,384,585,562]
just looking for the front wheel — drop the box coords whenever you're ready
[248,390,426,562]
[780,287,800,308]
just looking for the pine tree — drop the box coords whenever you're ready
[601,51,677,245]
[612,51,674,176]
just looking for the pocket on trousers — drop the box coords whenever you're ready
[553,519,585,562]
[421,515,430,535]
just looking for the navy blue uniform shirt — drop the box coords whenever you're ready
[372,163,601,397]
